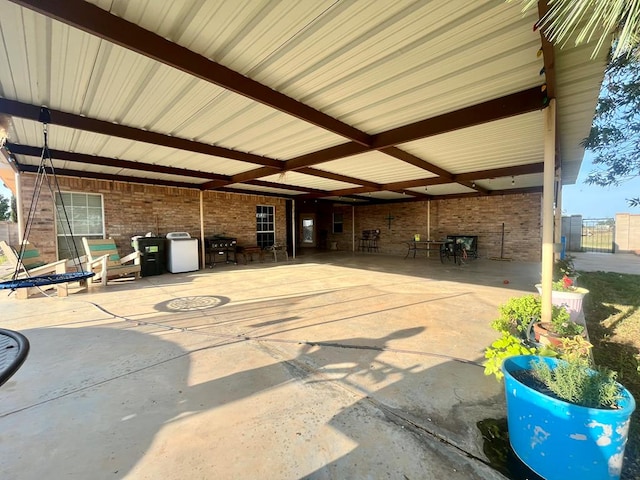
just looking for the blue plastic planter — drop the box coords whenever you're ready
[502,355,636,480]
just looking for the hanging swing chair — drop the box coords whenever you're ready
[0,107,94,295]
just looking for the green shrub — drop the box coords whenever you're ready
[484,333,546,380]
[531,358,622,408]
[491,294,541,336]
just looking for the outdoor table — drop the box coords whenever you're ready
[404,240,452,261]
[0,328,30,387]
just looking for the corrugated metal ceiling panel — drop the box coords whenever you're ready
[227,183,304,196]
[0,3,344,161]
[259,171,358,191]
[554,43,607,183]
[0,0,609,203]
[8,118,259,176]
[16,153,207,185]
[315,151,435,184]
[407,183,475,196]
[399,112,544,174]
[82,0,543,136]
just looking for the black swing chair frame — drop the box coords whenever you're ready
[0,108,94,294]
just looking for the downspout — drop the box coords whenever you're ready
[541,99,556,323]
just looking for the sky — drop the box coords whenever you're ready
[562,152,640,219]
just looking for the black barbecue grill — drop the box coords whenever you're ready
[205,236,238,266]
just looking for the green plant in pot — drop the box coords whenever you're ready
[484,294,557,380]
[483,294,587,380]
[485,294,637,479]
[553,254,578,284]
[535,274,590,324]
[531,302,584,347]
[502,353,636,479]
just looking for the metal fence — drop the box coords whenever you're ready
[581,218,615,253]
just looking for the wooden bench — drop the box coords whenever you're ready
[0,240,76,299]
[82,238,141,286]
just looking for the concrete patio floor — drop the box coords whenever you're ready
[0,251,634,479]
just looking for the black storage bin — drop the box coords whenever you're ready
[131,237,165,277]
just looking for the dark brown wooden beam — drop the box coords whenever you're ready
[454,163,545,181]
[0,98,282,168]
[10,0,372,146]
[329,186,378,197]
[285,143,370,171]
[488,186,542,195]
[383,177,449,191]
[371,87,545,148]
[6,143,230,181]
[246,179,328,195]
[537,0,557,100]
[297,167,381,189]
[380,147,454,179]
[17,164,201,189]
[459,180,489,195]
[216,186,299,200]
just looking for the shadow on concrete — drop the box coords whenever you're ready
[0,322,510,479]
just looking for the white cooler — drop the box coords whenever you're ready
[165,232,199,273]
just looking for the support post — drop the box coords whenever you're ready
[554,166,562,255]
[199,190,205,268]
[541,99,556,323]
[352,205,355,252]
[291,199,296,259]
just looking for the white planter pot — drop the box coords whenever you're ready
[535,284,589,326]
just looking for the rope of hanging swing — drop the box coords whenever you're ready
[0,107,94,291]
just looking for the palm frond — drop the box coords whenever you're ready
[511,0,640,59]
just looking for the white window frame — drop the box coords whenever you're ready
[256,205,275,248]
[55,192,105,259]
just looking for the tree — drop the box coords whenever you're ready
[514,0,640,207]
[0,194,10,221]
[10,195,17,222]
[583,52,640,207]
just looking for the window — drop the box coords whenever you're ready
[55,192,104,259]
[256,205,275,248]
[332,212,344,234]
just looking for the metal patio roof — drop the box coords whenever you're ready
[0,0,608,204]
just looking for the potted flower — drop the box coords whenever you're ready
[502,354,636,480]
[483,294,576,380]
[553,254,578,285]
[531,303,584,347]
[535,275,589,324]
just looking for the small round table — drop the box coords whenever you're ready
[0,328,30,387]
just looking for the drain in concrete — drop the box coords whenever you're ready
[155,295,229,312]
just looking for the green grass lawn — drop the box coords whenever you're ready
[580,271,640,480]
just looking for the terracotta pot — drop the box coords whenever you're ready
[532,322,564,347]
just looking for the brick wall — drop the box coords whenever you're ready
[317,193,542,262]
[21,172,542,263]
[19,174,287,262]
